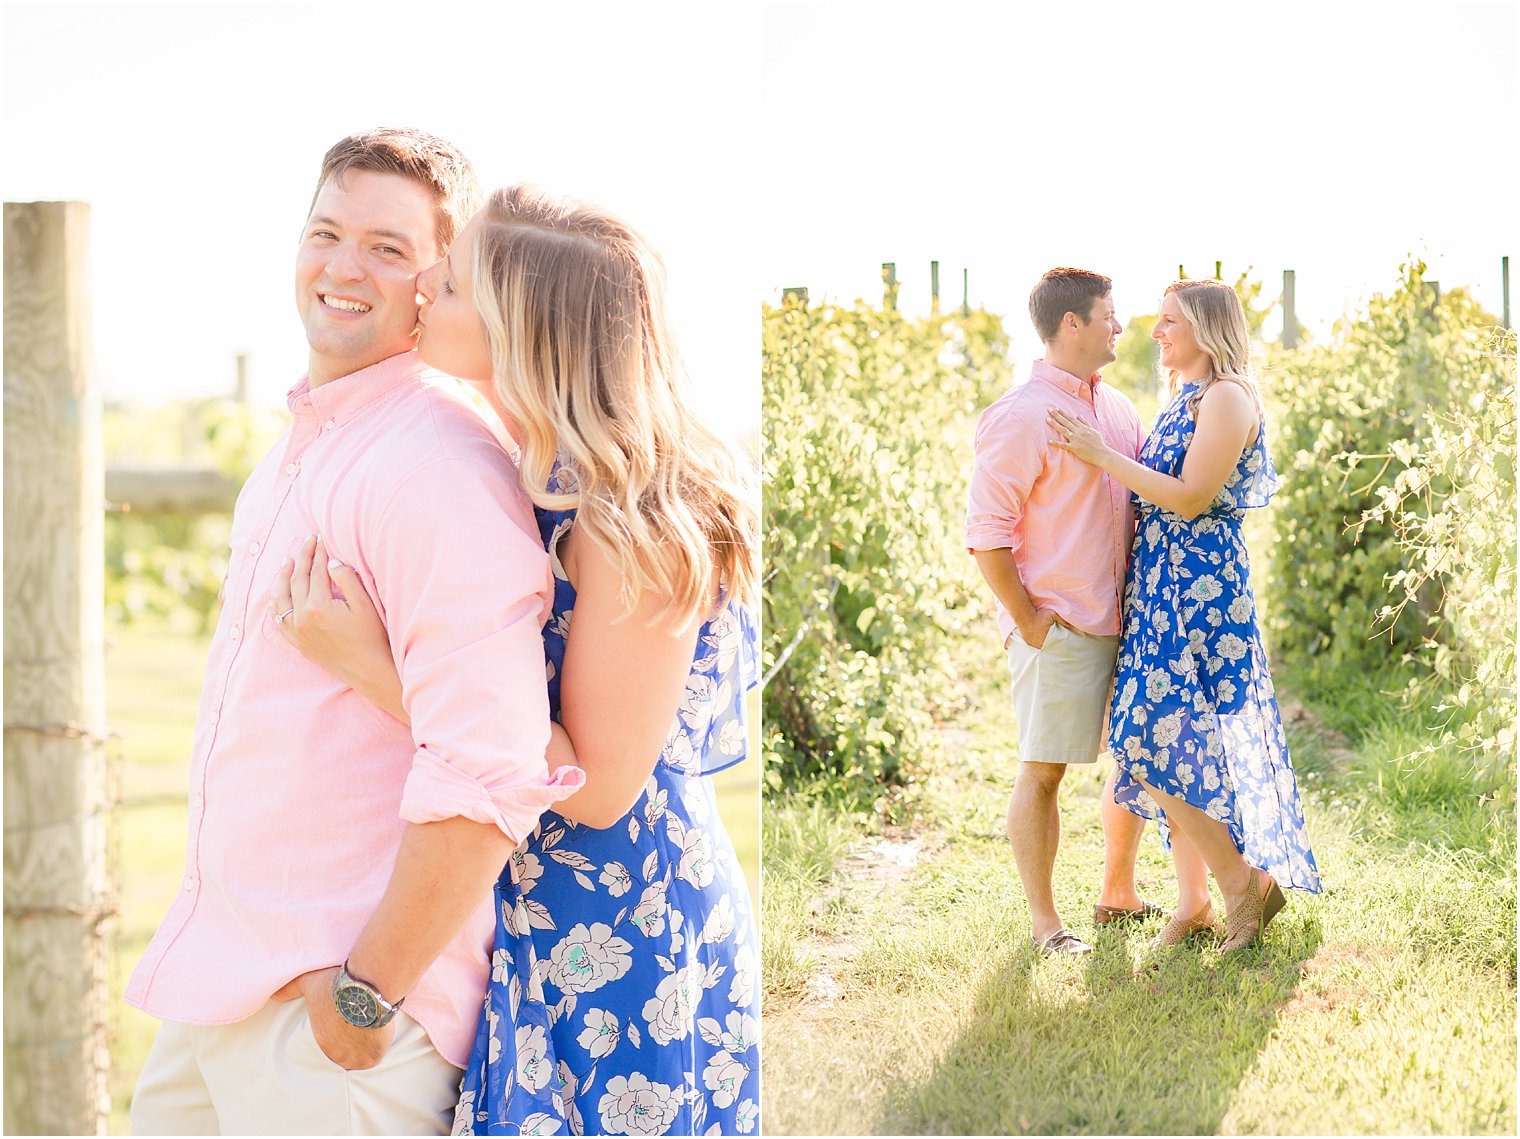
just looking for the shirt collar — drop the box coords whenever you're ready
[286,351,431,423]
[1029,358,1102,397]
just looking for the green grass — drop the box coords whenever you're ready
[105,626,760,1134]
[761,654,1516,1135]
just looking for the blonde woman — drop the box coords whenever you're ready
[274,185,760,1134]
[1047,279,1320,953]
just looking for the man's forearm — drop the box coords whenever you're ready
[972,547,1039,632]
[344,816,513,1003]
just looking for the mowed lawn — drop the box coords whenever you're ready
[104,626,760,1133]
[761,660,1517,1136]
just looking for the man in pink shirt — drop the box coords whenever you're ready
[965,267,1153,956]
[126,130,582,1134]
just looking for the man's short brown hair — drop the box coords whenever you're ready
[309,128,482,253]
[1029,268,1112,342]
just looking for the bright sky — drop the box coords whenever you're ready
[2,1,759,434]
[761,0,1519,366]
[5,1,1516,430]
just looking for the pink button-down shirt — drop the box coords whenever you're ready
[125,352,583,1067]
[965,359,1144,642]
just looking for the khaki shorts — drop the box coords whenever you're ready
[1006,622,1119,764]
[130,997,461,1135]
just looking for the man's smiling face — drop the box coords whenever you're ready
[295,169,441,386]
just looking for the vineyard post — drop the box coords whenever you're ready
[962,268,969,317]
[3,201,111,1136]
[930,260,940,315]
[235,351,250,403]
[1214,260,1221,280]
[882,262,898,311]
[1282,269,1299,349]
[1502,256,1510,329]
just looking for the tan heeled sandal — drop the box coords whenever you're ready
[1152,900,1218,948]
[1221,870,1286,952]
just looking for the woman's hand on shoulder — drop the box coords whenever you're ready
[271,536,409,723]
[1046,408,1113,467]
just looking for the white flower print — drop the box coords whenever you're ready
[558,1060,583,1136]
[598,1073,681,1136]
[642,961,708,1045]
[599,861,632,897]
[1152,711,1183,749]
[717,717,747,756]
[720,1011,760,1052]
[1145,668,1173,703]
[660,730,696,772]
[516,1024,553,1093]
[669,907,686,957]
[547,608,573,641]
[702,609,741,674]
[631,882,668,938]
[1217,633,1247,661]
[454,1089,476,1135]
[677,674,718,733]
[1217,678,1237,706]
[728,944,756,1008]
[1228,593,1253,623]
[677,827,716,888]
[1117,676,1137,714]
[734,1099,759,1134]
[702,1052,749,1109]
[698,895,736,946]
[509,849,544,893]
[682,782,713,825]
[1188,574,1223,602]
[547,922,633,994]
[576,1008,621,1059]
[491,947,511,985]
[486,1009,502,1066]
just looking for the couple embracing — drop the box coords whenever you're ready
[967,268,1321,959]
[126,129,759,1135]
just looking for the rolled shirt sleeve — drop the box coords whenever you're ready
[368,454,585,842]
[965,402,1045,552]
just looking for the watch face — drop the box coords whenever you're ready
[336,983,378,1027]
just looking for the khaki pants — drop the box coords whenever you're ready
[130,998,462,1136]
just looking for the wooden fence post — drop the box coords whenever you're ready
[1502,256,1509,329]
[1282,269,1299,349]
[3,201,111,1137]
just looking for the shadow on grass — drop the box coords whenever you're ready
[878,914,1322,1135]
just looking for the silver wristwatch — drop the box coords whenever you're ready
[332,962,405,1028]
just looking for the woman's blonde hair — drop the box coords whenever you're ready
[1163,279,1263,418]
[468,184,758,625]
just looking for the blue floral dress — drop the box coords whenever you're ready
[454,500,762,1136]
[1108,382,1321,893]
